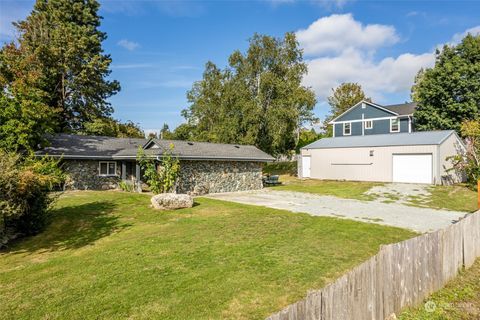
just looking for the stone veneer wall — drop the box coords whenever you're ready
[176,160,263,194]
[63,159,264,193]
[63,160,121,190]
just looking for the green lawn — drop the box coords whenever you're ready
[270,175,383,201]
[399,258,480,320]
[0,191,415,320]
[406,185,478,212]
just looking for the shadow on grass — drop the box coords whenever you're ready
[3,201,131,254]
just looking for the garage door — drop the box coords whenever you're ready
[392,154,433,184]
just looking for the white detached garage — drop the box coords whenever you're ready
[299,130,465,185]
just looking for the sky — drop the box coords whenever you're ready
[1,0,480,134]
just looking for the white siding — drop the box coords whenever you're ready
[438,134,466,184]
[302,145,439,184]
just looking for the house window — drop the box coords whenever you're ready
[365,120,373,129]
[99,161,117,176]
[343,122,352,135]
[390,119,400,133]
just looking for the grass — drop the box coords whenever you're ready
[270,175,383,201]
[399,258,480,320]
[406,185,478,212]
[0,191,416,320]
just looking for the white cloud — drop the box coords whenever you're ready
[451,25,480,44]
[304,49,434,100]
[297,14,435,102]
[111,63,152,70]
[117,39,140,51]
[296,14,399,56]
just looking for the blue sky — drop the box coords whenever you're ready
[1,0,479,134]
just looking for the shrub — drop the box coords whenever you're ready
[450,120,480,190]
[137,144,180,194]
[119,180,135,193]
[263,161,297,176]
[0,150,65,240]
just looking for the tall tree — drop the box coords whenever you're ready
[183,33,316,156]
[1,0,120,136]
[412,34,480,133]
[323,83,369,136]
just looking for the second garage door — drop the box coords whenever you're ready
[392,154,433,184]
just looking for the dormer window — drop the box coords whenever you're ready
[390,119,400,133]
[343,122,352,136]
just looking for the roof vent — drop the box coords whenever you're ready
[234,145,240,149]
[187,142,194,146]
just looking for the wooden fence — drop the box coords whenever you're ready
[267,210,480,320]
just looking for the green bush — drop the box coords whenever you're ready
[263,161,297,176]
[119,180,135,193]
[0,150,64,240]
[137,144,180,194]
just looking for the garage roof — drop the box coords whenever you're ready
[303,130,461,149]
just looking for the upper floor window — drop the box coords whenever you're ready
[365,120,373,129]
[390,119,400,133]
[343,122,352,135]
[99,161,117,176]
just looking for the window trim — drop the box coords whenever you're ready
[343,122,352,136]
[364,120,373,129]
[99,161,117,177]
[390,118,400,133]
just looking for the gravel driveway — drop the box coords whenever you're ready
[206,189,467,233]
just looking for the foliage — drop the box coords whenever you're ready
[449,120,480,189]
[263,161,297,176]
[0,0,121,151]
[82,117,144,138]
[137,145,180,194]
[160,123,175,139]
[182,33,317,156]
[0,150,65,238]
[296,128,322,153]
[118,180,135,193]
[0,191,415,319]
[323,82,369,136]
[412,34,480,132]
[172,123,195,140]
[0,39,57,152]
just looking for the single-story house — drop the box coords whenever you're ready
[299,130,465,185]
[36,134,274,194]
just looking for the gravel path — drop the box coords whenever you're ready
[206,189,467,233]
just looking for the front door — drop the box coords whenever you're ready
[302,156,311,178]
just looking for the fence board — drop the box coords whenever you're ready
[267,211,480,320]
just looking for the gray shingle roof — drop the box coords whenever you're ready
[36,134,274,162]
[303,130,460,149]
[382,102,417,115]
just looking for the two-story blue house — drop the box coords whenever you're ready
[299,100,466,185]
[330,100,416,137]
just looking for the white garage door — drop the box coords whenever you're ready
[302,156,311,178]
[393,154,433,184]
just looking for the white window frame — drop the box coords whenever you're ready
[364,120,373,129]
[99,161,117,177]
[343,122,352,136]
[390,118,400,133]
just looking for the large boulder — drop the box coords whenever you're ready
[151,193,194,210]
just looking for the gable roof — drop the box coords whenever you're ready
[382,102,417,115]
[329,100,416,124]
[303,130,462,149]
[36,134,274,162]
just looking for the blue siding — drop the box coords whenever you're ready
[336,102,395,122]
[335,117,411,137]
[334,122,362,137]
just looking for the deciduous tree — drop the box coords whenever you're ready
[412,34,480,132]
[183,33,317,156]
